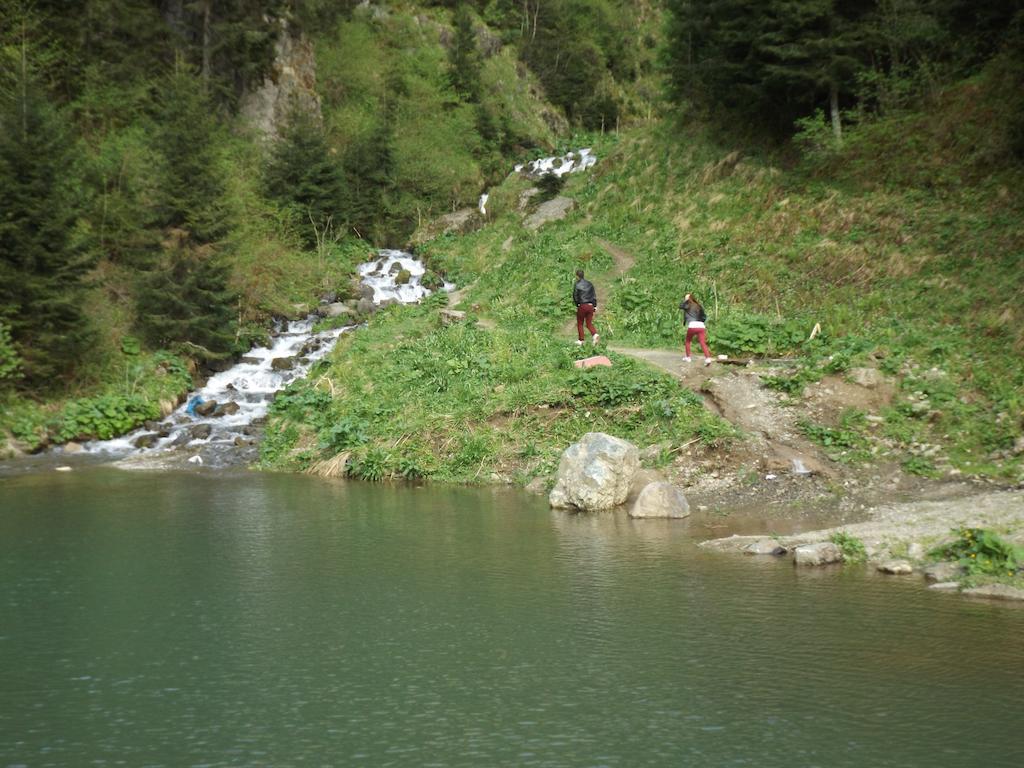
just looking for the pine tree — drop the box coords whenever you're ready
[139,244,237,356]
[0,54,94,385]
[264,103,347,247]
[664,0,874,135]
[449,4,482,102]
[135,63,237,359]
[153,63,227,242]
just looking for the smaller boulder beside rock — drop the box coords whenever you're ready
[628,482,691,519]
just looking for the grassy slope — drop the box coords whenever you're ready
[265,84,1024,483]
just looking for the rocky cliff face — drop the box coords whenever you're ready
[239,19,321,140]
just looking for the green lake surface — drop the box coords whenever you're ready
[1,468,1023,767]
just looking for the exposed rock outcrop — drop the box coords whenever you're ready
[524,196,575,231]
[239,21,321,141]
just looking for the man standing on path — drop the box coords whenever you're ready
[573,269,599,346]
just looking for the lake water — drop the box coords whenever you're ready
[2,469,1022,767]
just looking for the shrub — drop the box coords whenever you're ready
[54,394,160,442]
[830,531,867,563]
[929,527,1024,578]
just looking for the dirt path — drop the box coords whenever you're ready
[611,344,840,480]
[561,239,635,339]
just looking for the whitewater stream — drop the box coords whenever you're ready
[80,250,444,468]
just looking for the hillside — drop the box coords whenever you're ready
[2,0,1022,488]
[0,0,658,453]
[262,84,1024,488]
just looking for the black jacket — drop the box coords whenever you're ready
[680,299,707,324]
[573,278,597,307]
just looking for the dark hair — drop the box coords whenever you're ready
[575,269,584,279]
[685,294,703,312]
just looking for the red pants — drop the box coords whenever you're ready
[685,327,710,358]
[576,304,597,340]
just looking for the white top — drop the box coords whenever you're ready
[687,321,706,329]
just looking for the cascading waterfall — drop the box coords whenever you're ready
[514,147,597,178]
[82,251,445,468]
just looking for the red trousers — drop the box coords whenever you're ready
[685,327,711,358]
[576,304,597,340]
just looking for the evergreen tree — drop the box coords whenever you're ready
[135,63,237,359]
[152,64,227,241]
[0,56,94,385]
[664,0,874,135]
[264,103,347,247]
[449,4,482,101]
[139,243,237,356]
[516,0,624,128]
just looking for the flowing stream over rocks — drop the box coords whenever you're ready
[514,147,596,177]
[82,251,442,469]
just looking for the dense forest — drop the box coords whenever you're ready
[1,0,1023,462]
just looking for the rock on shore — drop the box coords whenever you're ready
[549,432,639,512]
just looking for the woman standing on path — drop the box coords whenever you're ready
[680,293,712,366]
[573,269,600,346]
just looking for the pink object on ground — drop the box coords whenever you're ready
[574,355,613,369]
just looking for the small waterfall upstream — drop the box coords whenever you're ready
[83,251,443,469]
[513,147,596,178]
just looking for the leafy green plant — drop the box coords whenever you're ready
[712,312,807,356]
[120,336,141,356]
[569,360,673,406]
[321,416,370,452]
[830,531,867,563]
[800,410,870,461]
[902,455,938,477]
[349,446,389,481]
[929,527,1023,578]
[54,395,160,441]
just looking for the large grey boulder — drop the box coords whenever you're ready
[793,542,843,566]
[238,23,321,141]
[524,196,575,231]
[628,481,691,519]
[549,432,640,512]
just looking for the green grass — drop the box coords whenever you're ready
[265,102,1024,483]
[259,295,732,483]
